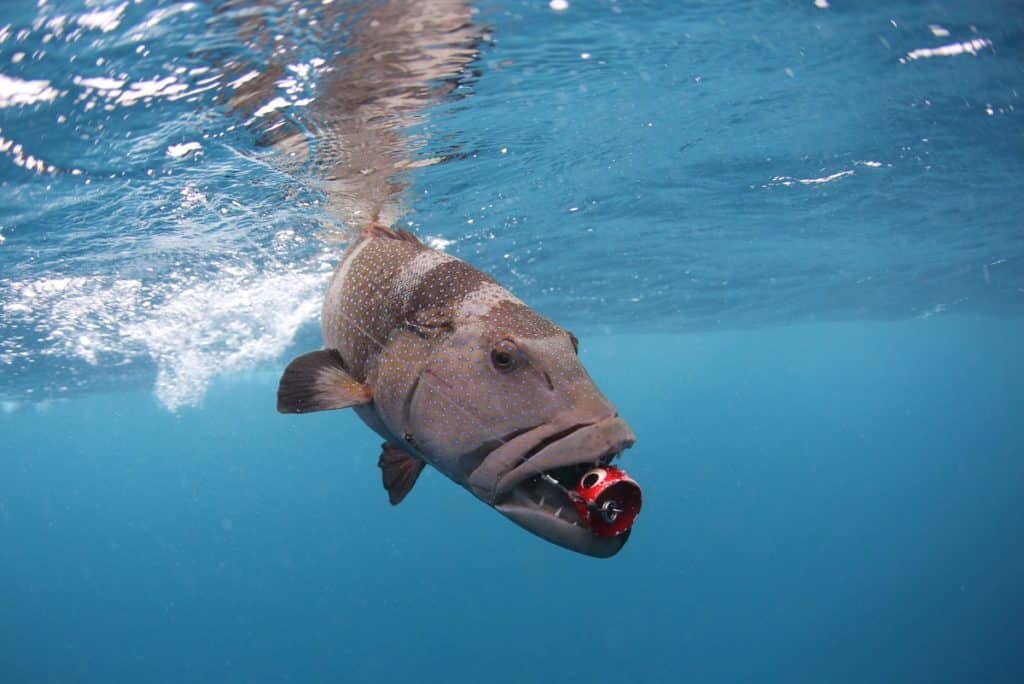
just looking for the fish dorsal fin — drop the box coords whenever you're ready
[277,349,372,414]
[378,443,426,505]
[362,220,423,246]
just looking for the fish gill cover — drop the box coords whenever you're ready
[0,0,1022,411]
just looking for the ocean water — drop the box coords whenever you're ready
[1,1,1023,682]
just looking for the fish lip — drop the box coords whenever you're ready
[496,497,631,558]
[476,416,637,557]
[492,416,636,500]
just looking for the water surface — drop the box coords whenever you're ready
[1,1,1022,682]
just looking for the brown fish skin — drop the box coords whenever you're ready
[278,225,637,557]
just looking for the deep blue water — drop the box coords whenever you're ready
[2,1,1023,682]
[3,320,1023,682]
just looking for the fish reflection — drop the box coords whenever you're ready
[220,0,482,230]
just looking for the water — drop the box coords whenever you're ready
[1,1,1022,682]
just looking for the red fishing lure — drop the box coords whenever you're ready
[572,466,642,537]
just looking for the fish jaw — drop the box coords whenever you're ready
[496,484,631,558]
[470,415,638,558]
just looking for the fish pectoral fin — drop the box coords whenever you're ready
[277,349,372,414]
[378,443,426,506]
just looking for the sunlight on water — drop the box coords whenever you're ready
[901,37,993,63]
[0,74,60,108]
[1,0,1022,410]
[0,0,480,408]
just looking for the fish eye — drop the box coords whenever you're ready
[491,340,519,372]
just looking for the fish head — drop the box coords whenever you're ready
[406,301,638,557]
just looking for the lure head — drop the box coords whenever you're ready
[572,466,642,537]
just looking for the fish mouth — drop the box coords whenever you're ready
[468,415,637,558]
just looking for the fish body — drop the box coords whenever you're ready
[278,225,637,557]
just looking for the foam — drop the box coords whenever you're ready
[1,262,331,411]
[123,266,328,410]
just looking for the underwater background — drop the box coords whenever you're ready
[2,0,1022,682]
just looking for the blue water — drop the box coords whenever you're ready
[2,1,1023,682]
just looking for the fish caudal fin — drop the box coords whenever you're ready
[378,443,426,505]
[277,349,372,413]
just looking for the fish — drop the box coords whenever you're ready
[277,223,638,557]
